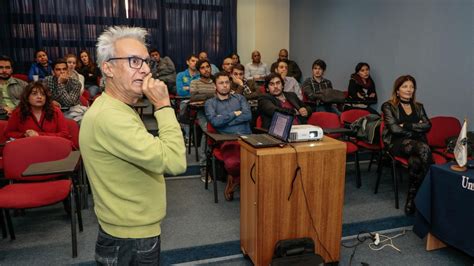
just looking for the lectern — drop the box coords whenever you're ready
[240,137,346,265]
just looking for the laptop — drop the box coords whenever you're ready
[240,112,294,148]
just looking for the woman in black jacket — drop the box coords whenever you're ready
[345,62,378,114]
[381,75,432,215]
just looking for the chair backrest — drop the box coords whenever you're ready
[256,116,262,128]
[3,136,72,181]
[340,109,371,126]
[307,112,342,138]
[65,118,80,150]
[0,120,8,155]
[427,116,461,148]
[379,121,386,150]
[12,73,28,82]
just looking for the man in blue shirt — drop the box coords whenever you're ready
[205,72,252,200]
[176,54,199,97]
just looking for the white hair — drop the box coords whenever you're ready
[96,26,148,69]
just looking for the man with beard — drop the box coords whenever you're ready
[205,71,251,200]
[0,55,27,116]
[258,73,312,130]
[190,59,216,179]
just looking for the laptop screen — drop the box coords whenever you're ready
[268,112,294,141]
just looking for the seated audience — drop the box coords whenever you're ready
[190,59,216,102]
[190,59,216,175]
[230,63,261,102]
[345,62,378,114]
[4,81,71,140]
[258,73,312,130]
[270,49,302,81]
[275,60,303,101]
[245,50,270,82]
[64,54,85,94]
[78,49,101,98]
[205,72,252,200]
[176,54,199,97]
[301,59,340,114]
[198,51,219,75]
[0,55,27,116]
[229,52,240,65]
[381,75,432,215]
[44,59,85,122]
[149,48,177,94]
[28,49,52,81]
[221,56,234,74]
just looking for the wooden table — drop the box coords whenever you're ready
[239,137,346,264]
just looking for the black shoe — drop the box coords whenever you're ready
[405,184,418,215]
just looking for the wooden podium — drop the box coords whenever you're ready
[239,137,346,265]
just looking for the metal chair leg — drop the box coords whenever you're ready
[70,186,78,258]
[0,209,7,238]
[368,151,376,172]
[355,152,361,188]
[4,209,15,240]
[391,160,399,209]
[211,156,218,203]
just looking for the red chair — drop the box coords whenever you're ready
[374,122,446,209]
[12,73,28,82]
[0,136,83,257]
[427,116,462,159]
[65,118,80,150]
[340,109,382,172]
[205,123,240,202]
[307,112,362,187]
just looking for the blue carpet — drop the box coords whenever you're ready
[159,215,414,265]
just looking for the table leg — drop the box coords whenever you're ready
[426,233,447,251]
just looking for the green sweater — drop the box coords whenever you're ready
[79,92,186,238]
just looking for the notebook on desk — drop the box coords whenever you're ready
[240,112,293,148]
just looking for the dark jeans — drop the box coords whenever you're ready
[95,227,161,266]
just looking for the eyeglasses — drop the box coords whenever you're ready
[107,56,151,69]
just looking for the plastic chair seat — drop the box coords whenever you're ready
[355,140,380,150]
[0,180,71,209]
[346,141,358,154]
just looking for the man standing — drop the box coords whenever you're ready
[149,48,177,94]
[245,50,270,82]
[0,55,27,116]
[258,73,312,130]
[43,59,84,121]
[205,72,252,200]
[270,49,302,82]
[79,26,186,265]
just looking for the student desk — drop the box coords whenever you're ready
[239,137,346,265]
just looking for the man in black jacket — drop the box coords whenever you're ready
[258,73,312,130]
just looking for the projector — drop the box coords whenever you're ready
[288,124,324,142]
